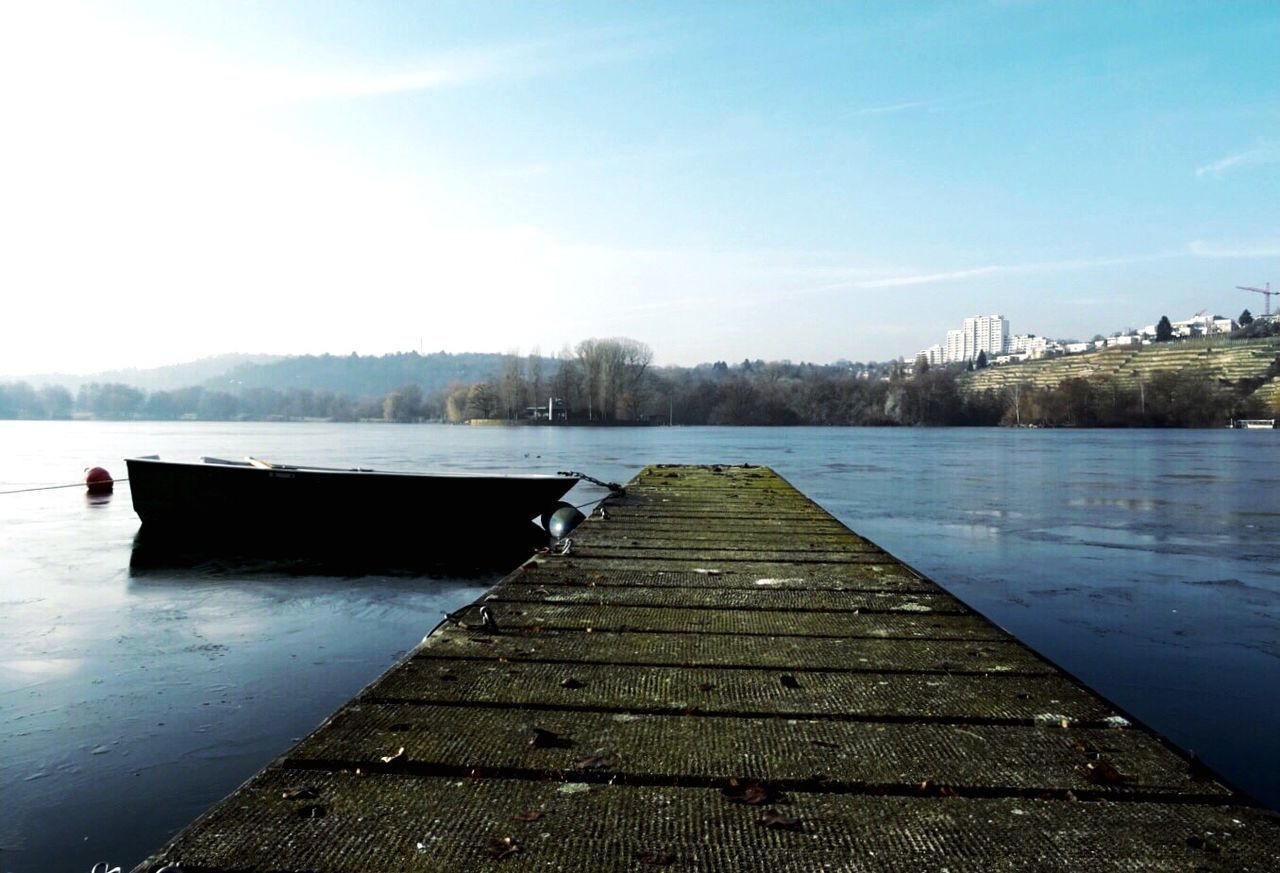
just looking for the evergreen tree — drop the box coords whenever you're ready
[1155,315,1174,342]
[1239,309,1253,326]
[975,350,988,369]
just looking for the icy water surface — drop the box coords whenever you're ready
[1,422,1278,871]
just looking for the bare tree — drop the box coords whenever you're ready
[498,352,525,419]
[616,338,653,419]
[575,337,653,421]
[465,382,500,419]
[576,339,604,420]
[527,348,544,409]
[551,346,581,418]
[383,383,423,422]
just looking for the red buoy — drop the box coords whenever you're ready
[85,466,114,494]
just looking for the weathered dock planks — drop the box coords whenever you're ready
[133,465,1280,872]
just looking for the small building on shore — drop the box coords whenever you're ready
[525,397,569,422]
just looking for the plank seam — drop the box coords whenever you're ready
[276,760,1237,807]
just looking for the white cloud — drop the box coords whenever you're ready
[1195,141,1280,178]
[848,99,941,117]
[850,253,1173,290]
[1189,238,1280,258]
[858,265,1008,289]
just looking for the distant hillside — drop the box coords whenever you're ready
[209,351,533,397]
[963,337,1280,404]
[19,354,285,392]
[9,350,551,399]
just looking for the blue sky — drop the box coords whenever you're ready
[1,1,1277,374]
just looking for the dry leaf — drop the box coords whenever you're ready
[528,728,572,749]
[486,837,521,860]
[756,808,803,831]
[722,778,784,805]
[571,754,613,771]
[1079,760,1126,785]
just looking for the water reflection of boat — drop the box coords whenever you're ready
[125,456,579,542]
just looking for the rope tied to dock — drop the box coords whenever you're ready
[440,604,501,633]
[558,470,624,495]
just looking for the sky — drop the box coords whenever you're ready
[1,1,1277,376]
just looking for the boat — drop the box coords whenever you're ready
[1230,419,1276,429]
[124,456,581,541]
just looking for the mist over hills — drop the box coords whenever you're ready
[214,352,522,397]
[18,354,285,393]
[13,351,520,398]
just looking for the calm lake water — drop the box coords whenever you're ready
[2,421,1278,871]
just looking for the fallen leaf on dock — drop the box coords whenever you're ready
[755,808,803,831]
[560,677,585,689]
[486,837,521,860]
[722,778,785,805]
[380,747,406,764]
[1079,760,1126,784]
[571,753,614,770]
[512,810,543,822]
[280,786,319,800]
[528,727,573,749]
[1185,834,1221,854]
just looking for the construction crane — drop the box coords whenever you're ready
[1237,282,1275,317]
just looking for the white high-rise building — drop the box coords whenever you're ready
[965,315,1009,359]
[915,344,945,366]
[941,315,1009,363]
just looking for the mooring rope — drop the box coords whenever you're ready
[0,478,128,496]
[557,470,624,494]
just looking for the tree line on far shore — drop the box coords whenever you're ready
[1,336,1274,427]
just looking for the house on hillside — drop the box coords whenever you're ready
[1140,314,1236,339]
[1007,334,1049,359]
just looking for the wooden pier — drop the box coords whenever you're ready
[134,465,1279,871]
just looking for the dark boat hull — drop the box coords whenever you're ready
[125,458,579,540]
